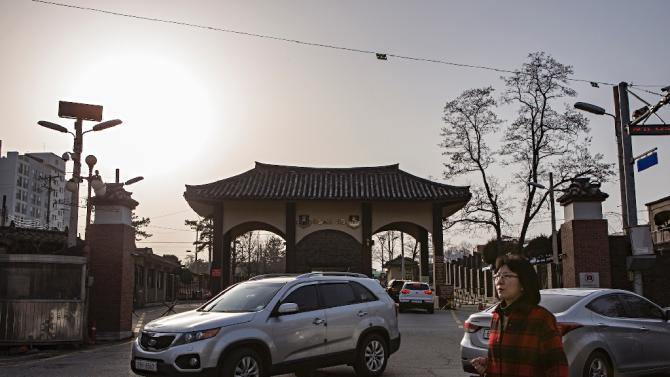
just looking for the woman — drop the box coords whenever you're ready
[471,254,568,377]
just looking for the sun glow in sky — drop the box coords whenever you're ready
[1,1,669,262]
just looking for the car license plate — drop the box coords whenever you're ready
[483,329,490,339]
[135,359,158,372]
[412,300,422,304]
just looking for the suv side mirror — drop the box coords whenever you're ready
[278,303,299,315]
[665,309,670,321]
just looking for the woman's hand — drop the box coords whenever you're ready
[471,357,487,375]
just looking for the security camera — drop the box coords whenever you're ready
[61,152,70,161]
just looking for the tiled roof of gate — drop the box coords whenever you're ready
[184,162,470,202]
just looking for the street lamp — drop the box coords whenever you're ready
[574,86,635,231]
[527,173,561,288]
[574,84,646,295]
[38,102,121,247]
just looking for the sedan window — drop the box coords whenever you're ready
[618,294,665,320]
[586,294,627,318]
[539,294,581,313]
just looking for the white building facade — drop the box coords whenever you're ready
[0,150,70,230]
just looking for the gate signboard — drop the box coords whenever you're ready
[629,124,670,136]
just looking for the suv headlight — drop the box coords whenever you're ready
[179,328,220,344]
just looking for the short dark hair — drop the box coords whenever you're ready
[495,254,541,305]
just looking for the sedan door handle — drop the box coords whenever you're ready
[596,323,608,327]
[313,318,325,325]
[639,326,650,332]
[358,311,368,317]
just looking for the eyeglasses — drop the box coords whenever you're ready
[493,273,519,281]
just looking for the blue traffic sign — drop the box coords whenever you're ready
[637,152,658,172]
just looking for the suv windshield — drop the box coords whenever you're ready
[540,294,582,313]
[404,283,429,291]
[202,281,285,313]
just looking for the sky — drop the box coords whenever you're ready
[1,0,669,263]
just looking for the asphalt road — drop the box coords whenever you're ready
[0,306,477,377]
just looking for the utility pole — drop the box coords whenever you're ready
[40,174,60,229]
[612,86,629,230]
[549,172,559,288]
[616,82,638,227]
[615,82,644,295]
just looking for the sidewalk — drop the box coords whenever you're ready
[0,301,205,367]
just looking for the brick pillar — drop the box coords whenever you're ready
[211,203,223,294]
[419,227,429,279]
[560,220,611,288]
[87,183,138,340]
[361,203,373,277]
[558,178,611,289]
[432,204,445,298]
[285,202,297,273]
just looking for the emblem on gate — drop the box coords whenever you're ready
[347,215,361,229]
[298,215,311,228]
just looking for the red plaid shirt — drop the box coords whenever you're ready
[485,301,568,377]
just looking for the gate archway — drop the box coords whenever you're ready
[184,162,471,295]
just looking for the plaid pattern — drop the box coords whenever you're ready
[485,302,568,377]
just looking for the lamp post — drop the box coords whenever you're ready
[575,84,646,295]
[528,173,560,288]
[38,102,121,247]
[575,96,629,231]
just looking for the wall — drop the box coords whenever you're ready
[222,200,285,236]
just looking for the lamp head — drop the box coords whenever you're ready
[38,121,68,133]
[574,102,607,116]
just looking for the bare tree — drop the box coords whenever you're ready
[500,52,615,248]
[441,86,509,252]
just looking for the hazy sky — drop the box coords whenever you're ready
[2,0,669,261]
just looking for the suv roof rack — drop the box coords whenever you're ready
[297,272,368,279]
[248,274,300,281]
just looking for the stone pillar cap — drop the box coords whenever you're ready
[557,178,609,206]
[90,183,139,210]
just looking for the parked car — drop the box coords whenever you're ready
[386,279,406,302]
[460,288,670,377]
[398,282,434,314]
[132,272,401,377]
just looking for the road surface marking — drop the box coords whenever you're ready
[450,309,463,325]
[134,312,146,335]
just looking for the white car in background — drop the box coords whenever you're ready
[398,282,434,314]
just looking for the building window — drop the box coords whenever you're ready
[148,269,155,287]
[135,266,145,288]
[16,190,21,200]
[157,271,164,289]
[15,203,20,213]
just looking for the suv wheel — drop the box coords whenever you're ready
[354,334,388,377]
[220,347,265,377]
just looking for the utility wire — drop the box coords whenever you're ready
[31,0,667,89]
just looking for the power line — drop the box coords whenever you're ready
[31,0,667,89]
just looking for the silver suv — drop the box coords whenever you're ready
[131,272,401,377]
